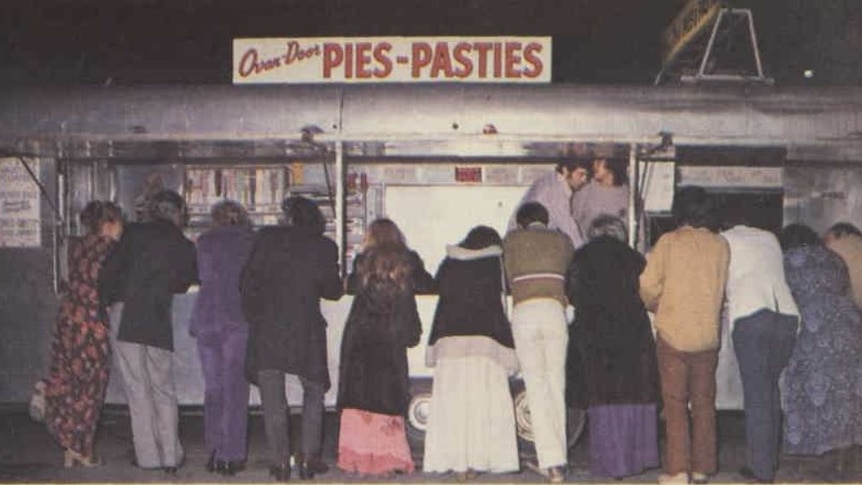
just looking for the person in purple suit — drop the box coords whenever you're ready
[189,200,255,476]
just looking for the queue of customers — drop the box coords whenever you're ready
[30,180,862,483]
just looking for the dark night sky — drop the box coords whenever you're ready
[0,0,859,86]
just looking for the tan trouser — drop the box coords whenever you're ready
[656,337,718,476]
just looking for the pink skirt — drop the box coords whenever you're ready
[337,408,415,476]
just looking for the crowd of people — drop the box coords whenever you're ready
[28,160,862,484]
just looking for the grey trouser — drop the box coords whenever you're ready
[257,369,326,466]
[114,339,184,468]
[733,309,798,481]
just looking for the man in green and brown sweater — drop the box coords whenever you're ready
[503,201,574,483]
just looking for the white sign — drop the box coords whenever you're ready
[233,36,552,84]
[0,158,41,247]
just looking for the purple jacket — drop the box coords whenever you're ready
[190,224,255,337]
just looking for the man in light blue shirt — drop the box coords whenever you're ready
[510,160,591,249]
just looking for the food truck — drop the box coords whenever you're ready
[2,83,862,449]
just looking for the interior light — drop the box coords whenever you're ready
[803,69,814,79]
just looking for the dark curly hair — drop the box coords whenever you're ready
[80,200,123,235]
[779,223,821,251]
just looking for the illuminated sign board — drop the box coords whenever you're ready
[233,37,551,84]
[661,0,721,67]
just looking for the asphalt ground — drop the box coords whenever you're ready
[0,406,859,483]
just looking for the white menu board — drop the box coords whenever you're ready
[0,158,41,247]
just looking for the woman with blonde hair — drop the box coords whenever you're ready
[190,200,254,476]
[41,200,123,467]
[337,218,434,477]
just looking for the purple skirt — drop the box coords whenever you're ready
[587,403,659,478]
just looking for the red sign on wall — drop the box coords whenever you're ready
[233,37,552,84]
[455,166,483,183]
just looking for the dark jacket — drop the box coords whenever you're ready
[565,236,659,409]
[99,219,198,351]
[338,248,432,416]
[427,244,513,349]
[239,225,343,389]
[189,224,255,338]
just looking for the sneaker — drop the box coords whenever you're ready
[691,472,709,484]
[658,472,689,484]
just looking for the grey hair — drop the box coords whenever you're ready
[587,215,627,242]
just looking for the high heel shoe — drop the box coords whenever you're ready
[64,449,102,468]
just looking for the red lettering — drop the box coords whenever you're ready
[430,42,454,78]
[238,48,259,78]
[473,42,492,78]
[493,42,503,78]
[283,40,321,65]
[373,42,393,78]
[345,43,354,79]
[323,43,343,78]
[411,42,433,78]
[452,42,473,78]
[238,48,281,77]
[504,42,522,78]
[355,42,373,79]
[522,42,543,78]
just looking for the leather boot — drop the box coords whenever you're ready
[297,453,329,480]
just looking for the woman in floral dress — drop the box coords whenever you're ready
[42,201,123,467]
[779,224,862,471]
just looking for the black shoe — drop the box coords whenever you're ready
[163,466,179,476]
[206,452,217,473]
[270,463,291,482]
[739,467,773,484]
[297,453,329,480]
[218,460,246,476]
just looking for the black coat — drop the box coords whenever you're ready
[565,236,659,409]
[428,245,513,350]
[239,226,343,389]
[98,220,198,351]
[338,249,432,416]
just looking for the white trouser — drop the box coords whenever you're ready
[511,298,568,469]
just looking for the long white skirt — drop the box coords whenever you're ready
[422,355,520,474]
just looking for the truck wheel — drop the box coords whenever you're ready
[512,386,587,453]
[405,378,433,455]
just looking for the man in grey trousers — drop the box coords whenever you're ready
[99,189,197,475]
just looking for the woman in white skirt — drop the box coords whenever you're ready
[423,226,520,479]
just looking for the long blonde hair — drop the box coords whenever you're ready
[359,218,411,295]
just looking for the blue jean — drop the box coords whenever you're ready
[733,309,798,481]
[196,326,250,462]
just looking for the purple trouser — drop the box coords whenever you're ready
[196,326,250,462]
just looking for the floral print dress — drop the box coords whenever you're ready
[44,234,115,456]
[782,244,862,455]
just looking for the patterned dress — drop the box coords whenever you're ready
[782,244,862,455]
[44,234,115,456]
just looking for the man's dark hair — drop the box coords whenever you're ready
[603,158,629,186]
[719,197,751,229]
[149,190,187,226]
[282,195,326,236]
[556,159,592,177]
[672,186,713,229]
[779,223,821,251]
[516,201,549,228]
[826,222,862,238]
